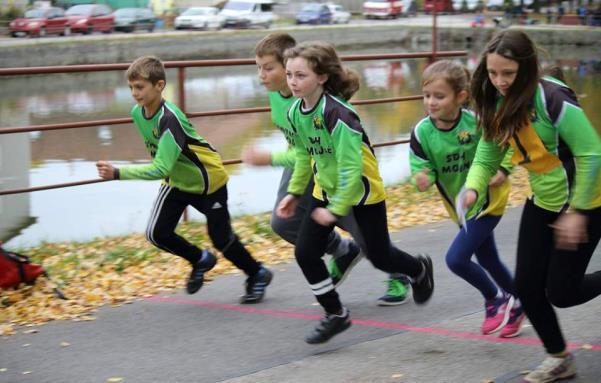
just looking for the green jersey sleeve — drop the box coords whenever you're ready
[409,120,436,189]
[465,137,509,197]
[327,113,364,216]
[119,112,181,180]
[271,148,296,168]
[287,100,313,196]
[549,86,601,210]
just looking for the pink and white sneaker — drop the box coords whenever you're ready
[481,294,513,335]
[500,304,526,338]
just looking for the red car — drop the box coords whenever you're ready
[65,4,114,34]
[9,7,70,37]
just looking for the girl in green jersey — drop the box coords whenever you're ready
[277,41,434,344]
[410,60,524,338]
[463,30,601,382]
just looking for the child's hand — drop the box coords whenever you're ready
[551,212,588,251]
[311,207,337,226]
[276,194,298,218]
[462,189,478,210]
[241,146,272,166]
[96,161,116,180]
[414,169,431,192]
[488,170,507,187]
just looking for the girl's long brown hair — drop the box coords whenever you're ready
[471,30,540,146]
[284,41,360,101]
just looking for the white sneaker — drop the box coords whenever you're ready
[522,353,576,382]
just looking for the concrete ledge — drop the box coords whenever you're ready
[1,24,600,67]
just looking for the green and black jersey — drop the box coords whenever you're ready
[410,109,513,223]
[287,93,386,217]
[466,77,601,212]
[268,91,297,168]
[119,100,229,195]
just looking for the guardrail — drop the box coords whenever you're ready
[0,49,467,197]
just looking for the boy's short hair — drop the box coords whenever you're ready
[126,56,166,85]
[254,33,296,65]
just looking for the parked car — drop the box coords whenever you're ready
[363,0,415,19]
[452,0,483,12]
[113,8,156,32]
[219,0,274,29]
[9,7,70,37]
[424,0,454,13]
[65,4,114,34]
[295,3,332,25]
[174,7,225,30]
[326,3,351,24]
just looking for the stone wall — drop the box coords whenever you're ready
[1,24,600,67]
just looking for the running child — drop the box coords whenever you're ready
[242,32,410,306]
[462,30,601,382]
[410,59,524,337]
[277,41,434,344]
[96,56,272,304]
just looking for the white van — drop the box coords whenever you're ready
[219,0,274,28]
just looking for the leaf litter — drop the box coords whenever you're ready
[0,170,531,334]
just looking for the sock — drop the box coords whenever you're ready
[551,350,569,358]
[330,237,350,258]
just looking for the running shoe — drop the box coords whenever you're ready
[186,250,217,294]
[411,254,434,304]
[499,303,526,338]
[327,241,362,287]
[377,275,410,306]
[240,265,273,304]
[305,308,352,344]
[482,294,513,335]
[522,353,576,382]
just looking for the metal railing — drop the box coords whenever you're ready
[0,50,467,197]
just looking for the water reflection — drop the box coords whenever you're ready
[2,45,600,247]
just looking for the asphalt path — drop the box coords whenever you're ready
[1,206,600,383]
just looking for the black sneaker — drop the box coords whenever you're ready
[186,250,217,294]
[411,254,434,305]
[327,241,362,287]
[240,266,273,304]
[305,308,352,344]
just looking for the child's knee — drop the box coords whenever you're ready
[445,253,466,274]
[547,284,573,308]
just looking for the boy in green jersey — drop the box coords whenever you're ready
[241,33,409,305]
[96,56,272,303]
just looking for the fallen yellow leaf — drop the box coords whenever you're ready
[60,342,70,347]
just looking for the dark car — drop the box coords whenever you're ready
[9,7,70,37]
[113,8,156,32]
[295,3,332,24]
[65,4,114,34]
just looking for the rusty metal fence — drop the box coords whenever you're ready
[0,49,466,197]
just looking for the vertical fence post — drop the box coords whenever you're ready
[178,66,189,222]
[431,9,438,64]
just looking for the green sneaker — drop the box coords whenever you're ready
[327,242,362,287]
[377,276,409,306]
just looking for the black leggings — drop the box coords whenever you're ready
[515,199,601,354]
[295,198,423,314]
[146,184,260,275]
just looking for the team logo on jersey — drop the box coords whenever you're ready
[456,130,472,145]
[529,108,538,123]
[152,126,160,139]
[312,115,325,130]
